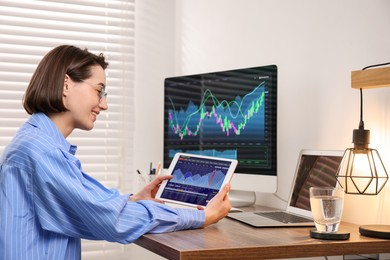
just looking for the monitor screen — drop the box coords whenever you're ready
[163,65,277,195]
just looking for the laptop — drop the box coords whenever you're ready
[227,149,344,227]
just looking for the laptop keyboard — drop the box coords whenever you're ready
[255,211,312,224]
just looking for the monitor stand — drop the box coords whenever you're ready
[229,189,256,207]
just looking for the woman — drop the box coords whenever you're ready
[0,45,231,260]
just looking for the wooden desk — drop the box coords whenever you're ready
[134,217,390,259]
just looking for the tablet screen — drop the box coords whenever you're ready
[156,153,237,207]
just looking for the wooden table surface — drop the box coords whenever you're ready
[135,217,390,259]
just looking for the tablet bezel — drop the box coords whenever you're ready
[155,153,238,207]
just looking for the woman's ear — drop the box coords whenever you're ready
[63,74,70,96]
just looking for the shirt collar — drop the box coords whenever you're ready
[26,113,78,155]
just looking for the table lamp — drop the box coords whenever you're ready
[335,63,390,238]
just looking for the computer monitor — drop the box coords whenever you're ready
[163,65,277,206]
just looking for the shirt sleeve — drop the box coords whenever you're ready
[32,148,205,244]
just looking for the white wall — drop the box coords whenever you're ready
[134,0,175,184]
[135,0,390,233]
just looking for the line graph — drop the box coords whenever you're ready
[170,168,226,189]
[163,66,277,175]
[167,81,266,140]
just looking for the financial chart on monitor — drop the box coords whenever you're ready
[163,65,277,179]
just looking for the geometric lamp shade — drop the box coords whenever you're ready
[336,148,388,195]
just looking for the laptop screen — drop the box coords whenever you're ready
[289,153,343,211]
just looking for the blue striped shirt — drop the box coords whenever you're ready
[0,113,204,260]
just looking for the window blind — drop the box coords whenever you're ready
[0,1,135,259]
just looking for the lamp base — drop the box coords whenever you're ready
[359,225,390,239]
[310,229,350,240]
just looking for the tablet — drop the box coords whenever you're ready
[155,153,238,207]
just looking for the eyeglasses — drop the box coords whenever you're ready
[82,80,107,100]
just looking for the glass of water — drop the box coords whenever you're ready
[309,187,344,233]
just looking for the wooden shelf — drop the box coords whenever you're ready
[351,67,390,89]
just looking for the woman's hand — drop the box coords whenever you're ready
[197,183,232,228]
[129,174,173,203]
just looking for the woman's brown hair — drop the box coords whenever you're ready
[23,45,108,115]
